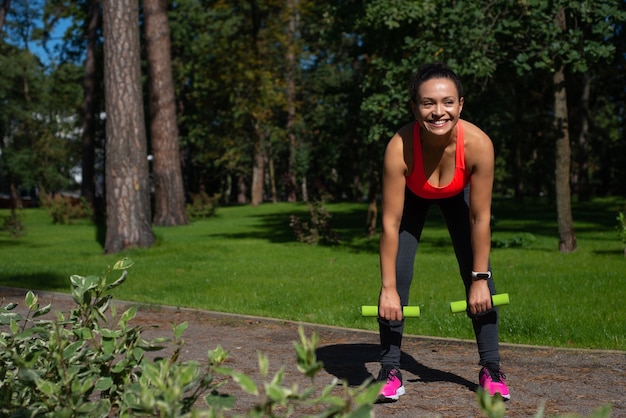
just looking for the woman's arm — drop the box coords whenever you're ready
[465,122,495,314]
[379,131,409,321]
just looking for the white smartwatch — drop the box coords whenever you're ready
[471,271,492,280]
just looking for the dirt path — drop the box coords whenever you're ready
[2,287,624,417]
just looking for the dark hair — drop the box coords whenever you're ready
[409,63,463,103]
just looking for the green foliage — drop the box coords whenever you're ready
[491,233,536,249]
[1,210,25,238]
[41,194,93,224]
[289,202,341,245]
[0,258,380,417]
[476,388,612,418]
[186,190,220,220]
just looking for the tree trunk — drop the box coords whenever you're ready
[577,73,591,202]
[144,0,188,226]
[9,179,22,210]
[269,150,277,203]
[102,0,154,254]
[80,0,99,213]
[251,122,264,206]
[0,0,10,32]
[553,64,577,253]
[237,175,247,204]
[285,0,298,202]
[552,8,576,253]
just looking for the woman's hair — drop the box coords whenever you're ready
[409,63,463,103]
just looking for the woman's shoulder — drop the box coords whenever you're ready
[460,119,492,147]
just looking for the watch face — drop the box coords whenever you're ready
[476,273,490,279]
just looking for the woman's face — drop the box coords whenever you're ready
[412,77,464,137]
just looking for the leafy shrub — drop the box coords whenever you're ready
[477,389,611,418]
[41,193,93,224]
[289,202,341,245]
[491,233,536,249]
[0,258,379,417]
[1,259,612,417]
[186,190,220,220]
[2,210,24,238]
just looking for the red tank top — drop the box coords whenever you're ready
[406,121,471,199]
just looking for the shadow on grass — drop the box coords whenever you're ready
[207,206,378,249]
[0,272,69,292]
[316,343,475,392]
[207,197,623,256]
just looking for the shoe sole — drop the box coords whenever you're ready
[377,385,406,402]
[484,389,510,401]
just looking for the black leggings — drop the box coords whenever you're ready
[379,186,500,368]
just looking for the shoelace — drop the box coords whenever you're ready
[486,367,506,382]
[379,367,397,382]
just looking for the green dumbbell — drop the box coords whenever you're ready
[450,293,510,313]
[361,305,421,318]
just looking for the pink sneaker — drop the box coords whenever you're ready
[376,366,405,401]
[479,365,510,400]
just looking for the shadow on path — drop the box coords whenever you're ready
[316,343,476,393]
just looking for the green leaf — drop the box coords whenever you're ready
[266,383,289,402]
[100,328,121,338]
[35,378,58,396]
[4,302,18,311]
[25,291,38,310]
[231,371,259,395]
[63,341,85,360]
[107,270,128,290]
[173,322,188,340]
[113,258,134,270]
[208,345,229,365]
[95,376,113,391]
[258,352,269,378]
[204,390,236,410]
[119,306,137,323]
[345,404,375,418]
[32,303,52,318]
[355,382,383,405]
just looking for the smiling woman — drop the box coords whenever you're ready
[374,62,507,402]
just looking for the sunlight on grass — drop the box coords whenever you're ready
[1,196,624,350]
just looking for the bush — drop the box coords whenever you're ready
[41,193,93,224]
[491,233,536,249]
[0,258,379,417]
[1,210,25,238]
[289,202,341,245]
[0,259,612,417]
[186,190,220,220]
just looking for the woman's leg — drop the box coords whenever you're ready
[379,189,430,367]
[438,190,500,366]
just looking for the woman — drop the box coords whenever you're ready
[376,63,509,401]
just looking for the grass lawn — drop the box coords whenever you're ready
[1,196,624,351]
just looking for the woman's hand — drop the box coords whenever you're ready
[468,280,492,315]
[379,288,403,321]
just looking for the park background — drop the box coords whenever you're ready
[1,1,625,351]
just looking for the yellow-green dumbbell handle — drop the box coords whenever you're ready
[361,306,421,318]
[450,293,509,313]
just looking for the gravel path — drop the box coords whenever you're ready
[2,287,624,417]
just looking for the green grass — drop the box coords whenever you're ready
[1,196,625,351]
